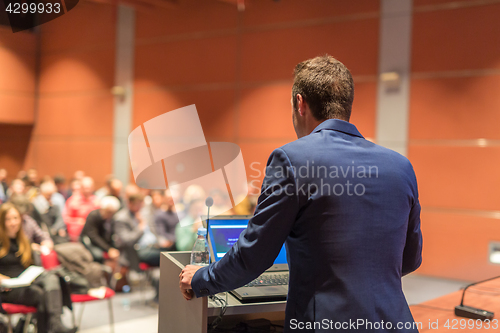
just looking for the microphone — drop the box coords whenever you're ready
[205,197,213,228]
[455,275,498,320]
[205,197,214,208]
[205,196,213,263]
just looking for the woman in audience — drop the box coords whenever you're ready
[0,203,76,333]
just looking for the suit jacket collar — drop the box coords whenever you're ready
[311,119,364,138]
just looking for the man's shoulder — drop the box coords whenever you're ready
[113,208,131,222]
[86,209,101,221]
[279,133,412,165]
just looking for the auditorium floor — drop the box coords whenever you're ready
[9,273,471,333]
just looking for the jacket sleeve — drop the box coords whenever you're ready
[85,213,112,251]
[51,205,66,232]
[402,168,423,276]
[191,148,299,297]
[155,214,175,243]
[113,216,144,248]
[24,215,51,244]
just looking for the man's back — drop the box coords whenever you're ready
[191,119,422,332]
[277,119,422,331]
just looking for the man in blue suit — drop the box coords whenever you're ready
[180,55,423,332]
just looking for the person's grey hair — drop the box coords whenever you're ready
[40,181,56,195]
[100,196,121,212]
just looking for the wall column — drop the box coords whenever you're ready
[375,0,413,156]
[112,5,135,186]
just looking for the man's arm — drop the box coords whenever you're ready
[23,214,52,244]
[84,212,112,251]
[50,205,66,232]
[402,170,423,276]
[113,216,144,248]
[185,148,299,298]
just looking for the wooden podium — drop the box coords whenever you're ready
[158,251,286,333]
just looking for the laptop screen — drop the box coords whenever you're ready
[206,216,287,266]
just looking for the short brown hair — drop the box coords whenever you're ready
[128,192,144,204]
[292,55,354,121]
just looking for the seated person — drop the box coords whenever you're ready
[112,190,146,273]
[134,189,170,267]
[175,199,204,251]
[9,194,54,252]
[32,181,69,244]
[64,177,99,242]
[95,176,124,209]
[155,189,182,251]
[80,196,121,263]
[0,203,76,333]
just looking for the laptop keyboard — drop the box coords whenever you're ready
[244,273,289,287]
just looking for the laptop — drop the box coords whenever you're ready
[206,215,289,303]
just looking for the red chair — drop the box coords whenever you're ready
[138,263,154,305]
[2,303,37,333]
[40,250,115,333]
[70,288,115,332]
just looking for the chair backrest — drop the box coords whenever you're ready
[40,250,61,270]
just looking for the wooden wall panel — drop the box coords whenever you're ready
[242,0,378,27]
[409,1,500,280]
[37,94,114,137]
[0,95,35,124]
[134,35,238,88]
[40,3,116,52]
[350,81,377,140]
[30,3,116,187]
[418,210,500,281]
[410,76,500,140]
[412,3,500,72]
[0,124,33,176]
[133,89,236,141]
[0,28,36,177]
[39,49,115,93]
[134,0,379,190]
[409,145,500,212]
[240,18,379,82]
[0,48,36,93]
[135,0,238,40]
[238,84,296,140]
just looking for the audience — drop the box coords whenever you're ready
[175,199,205,251]
[135,190,163,266]
[112,190,146,274]
[65,170,85,199]
[0,169,7,203]
[9,193,54,252]
[0,167,258,306]
[155,189,182,251]
[80,196,121,263]
[7,178,25,198]
[53,174,69,200]
[95,175,123,204]
[32,181,68,244]
[47,179,66,215]
[64,177,99,241]
[0,202,76,333]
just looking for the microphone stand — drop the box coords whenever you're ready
[455,275,499,320]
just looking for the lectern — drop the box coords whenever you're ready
[159,251,287,333]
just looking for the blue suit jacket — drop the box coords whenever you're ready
[192,119,423,332]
